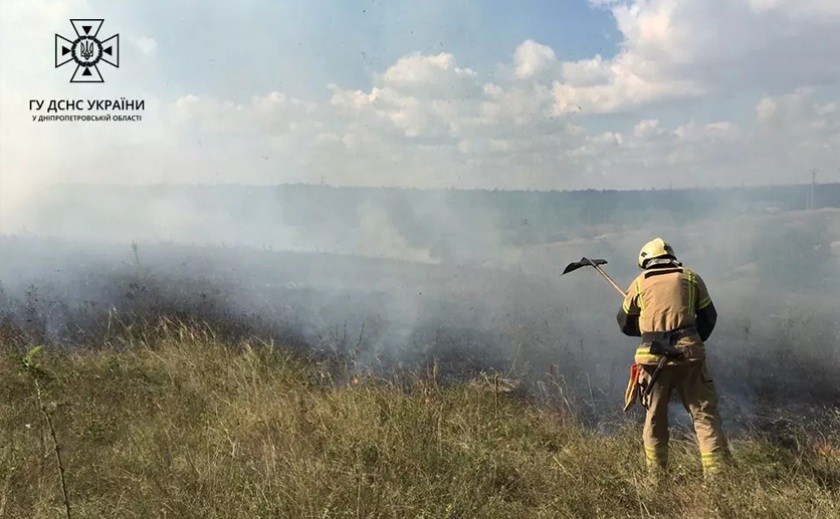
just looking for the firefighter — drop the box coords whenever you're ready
[617,238,731,476]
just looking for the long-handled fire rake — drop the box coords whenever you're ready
[561,257,627,297]
[560,257,678,408]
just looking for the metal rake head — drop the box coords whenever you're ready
[561,257,608,275]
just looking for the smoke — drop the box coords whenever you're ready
[1,1,838,444]
[355,199,437,263]
[1,184,839,432]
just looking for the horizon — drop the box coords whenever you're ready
[44,180,840,194]
[2,1,840,233]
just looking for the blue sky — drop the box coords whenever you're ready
[127,0,621,101]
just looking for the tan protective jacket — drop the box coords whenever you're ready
[618,264,716,366]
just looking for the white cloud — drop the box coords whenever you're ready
[756,98,777,123]
[1,0,840,233]
[513,40,556,80]
[380,52,480,98]
[748,0,840,19]
[561,55,612,87]
[814,102,837,116]
[633,119,661,139]
[567,0,840,113]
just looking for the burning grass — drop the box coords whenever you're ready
[1,319,838,519]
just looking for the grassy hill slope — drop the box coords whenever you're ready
[2,321,838,519]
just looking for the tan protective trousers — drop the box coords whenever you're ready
[639,361,730,474]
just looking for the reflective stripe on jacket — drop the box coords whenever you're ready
[616,263,717,366]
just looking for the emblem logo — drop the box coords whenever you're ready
[55,19,120,83]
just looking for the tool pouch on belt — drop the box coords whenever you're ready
[642,326,696,359]
[623,363,641,412]
[639,359,665,410]
[630,327,694,411]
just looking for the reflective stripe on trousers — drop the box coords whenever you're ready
[644,444,667,470]
[701,450,724,473]
[637,361,730,474]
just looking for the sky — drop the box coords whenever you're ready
[1,0,839,230]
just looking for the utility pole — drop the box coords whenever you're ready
[809,168,818,210]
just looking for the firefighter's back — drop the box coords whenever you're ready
[632,266,708,364]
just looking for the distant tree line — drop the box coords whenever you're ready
[40,182,840,264]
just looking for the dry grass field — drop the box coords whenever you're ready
[1,320,838,519]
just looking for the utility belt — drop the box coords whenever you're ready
[624,326,699,413]
[641,325,697,358]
